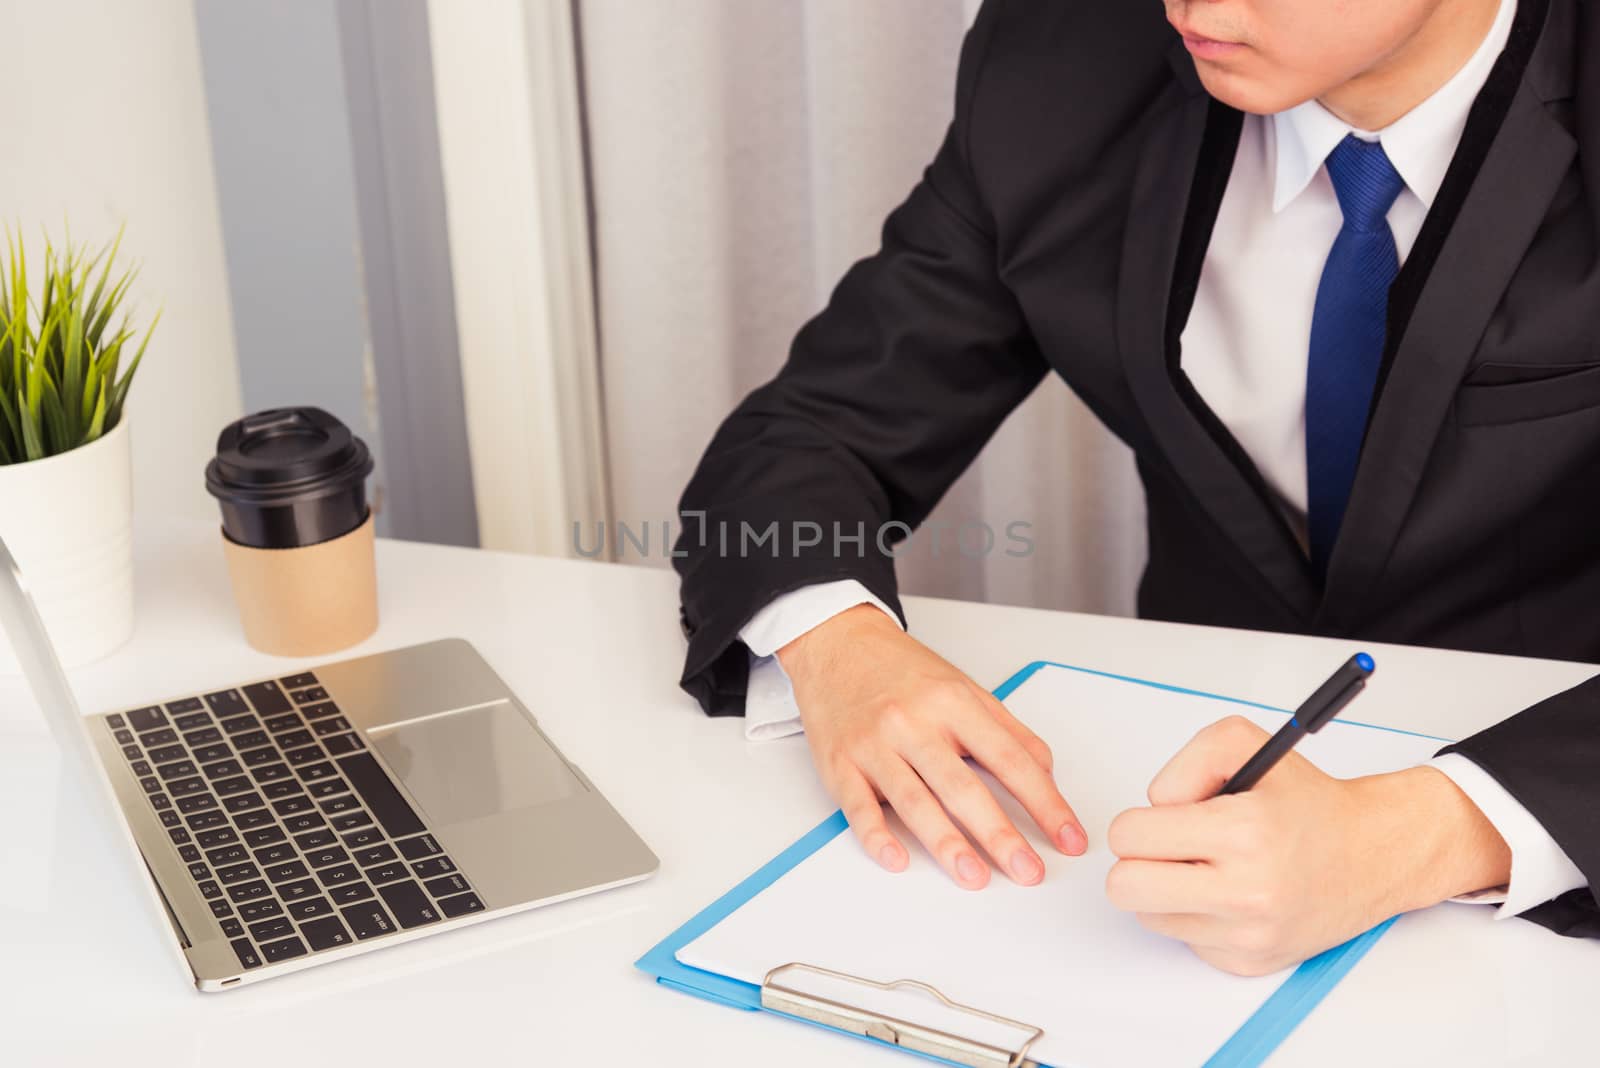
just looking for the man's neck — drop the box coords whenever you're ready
[1319,0,1502,130]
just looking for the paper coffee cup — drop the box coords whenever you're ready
[205,408,379,657]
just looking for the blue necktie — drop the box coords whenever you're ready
[1305,135,1406,578]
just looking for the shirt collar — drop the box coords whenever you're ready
[1271,0,1517,214]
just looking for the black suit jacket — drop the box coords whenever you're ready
[674,0,1600,937]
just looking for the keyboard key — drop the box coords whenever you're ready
[262,779,303,800]
[300,915,353,951]
[197,827,239,848]
[341,827,384,850]
[121,744,142,761]
[377,881,440,929]
[129,757,152,776]
[201,759,243,780]
[239,899,284,921]
[159,811,182,829]
[242,681,292,716]
[240,746,278,768]
[127,706,167,732]
[106,713,126,729]
[233,730,270,751]
[395,834,443,861]
[149,793,172,811]
[280,672,319,689]
[227,880,272,903]
[139,777,160,795]
[438,892,485,918]
[220,918,245,939]
[308,779,345,799]
[265,861,310,884]
[264,712,302,734]
[187,809,228,831]
[329,881,375,905]
[297,762,338,784]
[311,716,351,737]
[320,794,362,816]
[306,846,349,868]
[206,845,249,866]
[337,753,425,837]
[147,744,185,766]
[283,812,327,833]
[234,808,274,829]
[188,862,212,882]
[295,829,337,851]
[364,861,408,885]
[209,899,234,919]
[192,742,232,764]
[215,775,254,797]
[113,728,134,745]
[178,844,202,863]
[317,864,362,888]
[173,711,211,732]
[248,917,294,942]
[177,794,218,814]
[254,843,297,865]
[252,763,293,784]
[286,896,333,920]
[302,701,341,720]
[285,744,325,766]
[197,879,223,900]
[204,690,249,718]
[229,938,261,969]
[261,936,307,963]
[323,733,365,756]
[425,874,471,898]
[330,811,372,833]
[277,729,313,750]
[166,697,204,714]
[167,777,209,798]
[182,727,223,747]
[216,862,261,885]
[410,856,457,879]
[224,792,265,813]
[290,687,329,704]
[157,761,197,781]
[351,844,395,867]
[340,902,395,940]
[242,825,287,847]
[220,714,261,736]
[139,728,179,748]
[278,878,320,902]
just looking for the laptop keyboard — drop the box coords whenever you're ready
[104,671,486,973]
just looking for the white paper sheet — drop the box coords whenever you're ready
[677,662,1445,1067]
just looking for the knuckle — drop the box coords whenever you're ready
[874,700,916,737]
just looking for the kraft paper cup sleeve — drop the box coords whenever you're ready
[220,514,378,657]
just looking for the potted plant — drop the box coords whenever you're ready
[0,228,157,670]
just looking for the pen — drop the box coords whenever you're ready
[1217,652,1376,795]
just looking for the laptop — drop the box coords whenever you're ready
[0,532,658,990]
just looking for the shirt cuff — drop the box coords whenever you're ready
[1428,752,1589,916]
[738,580,901,741]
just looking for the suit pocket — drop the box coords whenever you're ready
[1456,362,1600,426]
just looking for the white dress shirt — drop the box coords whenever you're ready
[738,0,1588,916]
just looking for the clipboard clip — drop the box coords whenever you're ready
[761,962,1044,1068]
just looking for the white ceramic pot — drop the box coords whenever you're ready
[0,416,135,672]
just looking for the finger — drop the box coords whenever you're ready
[1133,911,1231,950]
[863,751,990,890]
[1104,858,1224,914]
[833,764,908,873]
[902,743,1045,886]
[1106,802,1232,862]
[1148,715,1273,806]
[968,680,1054,773]
[959,714,1087,855]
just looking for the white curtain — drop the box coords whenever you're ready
[578,0,1147,616]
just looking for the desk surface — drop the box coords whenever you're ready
[1,520,1595,1067]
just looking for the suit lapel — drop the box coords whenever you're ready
[1119,47,1321,621]
[1320,0,1576,630]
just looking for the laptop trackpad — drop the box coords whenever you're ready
[367,702,584,826]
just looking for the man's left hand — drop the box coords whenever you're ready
[1105,716,1512,976]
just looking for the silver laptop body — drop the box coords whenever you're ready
[0,533,658,990]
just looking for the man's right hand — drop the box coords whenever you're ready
[777,604,1088,889]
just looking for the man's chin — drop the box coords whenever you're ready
[1192,65,1315,117]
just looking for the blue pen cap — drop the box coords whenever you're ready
[1355,652,1375,673]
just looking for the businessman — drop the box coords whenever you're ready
[673,0,1600,974]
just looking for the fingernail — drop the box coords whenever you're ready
[1009,850,1043,884]
[1058,823,1088,855]
[878,843,905,871]
[955,853,986,885]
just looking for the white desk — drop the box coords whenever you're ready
[2,520,1595,1067]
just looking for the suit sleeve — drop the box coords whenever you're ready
[672,0,1047,717]
[1438,672,1600,938]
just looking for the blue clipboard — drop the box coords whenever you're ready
[636,660,1446,1067]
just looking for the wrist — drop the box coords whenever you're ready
[775,603,898,680]
[1360,766,1512,914]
